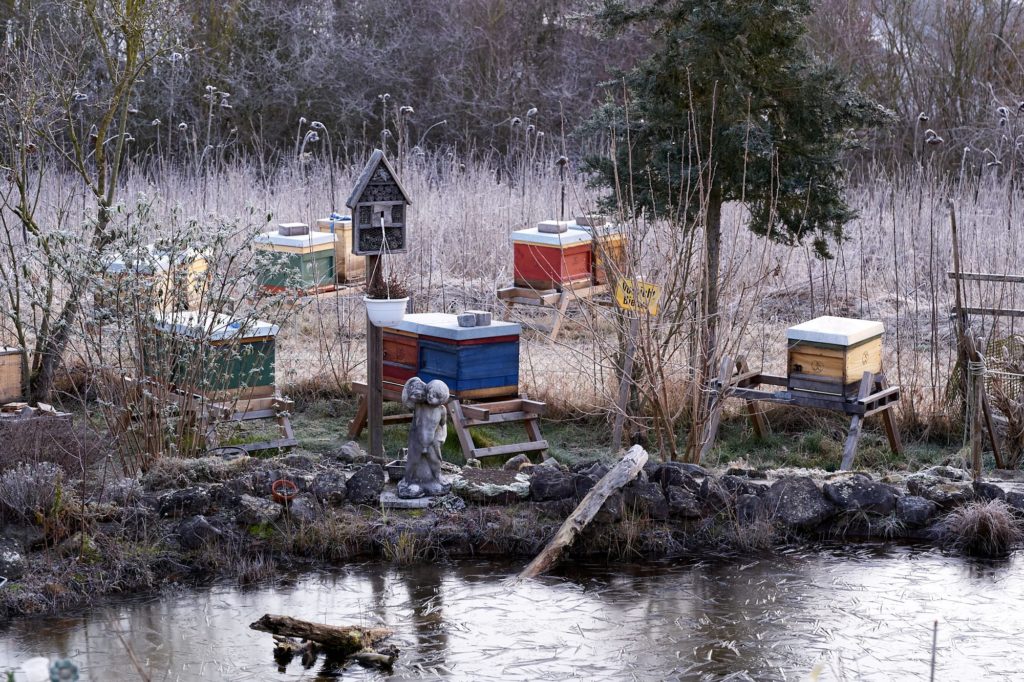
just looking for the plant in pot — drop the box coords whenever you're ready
[363,265,410,327]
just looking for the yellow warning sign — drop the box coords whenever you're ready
[614,278,662,316]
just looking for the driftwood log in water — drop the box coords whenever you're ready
[518,445,649,580]
[250,614,393,658]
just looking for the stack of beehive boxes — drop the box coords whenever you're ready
[511,216,627,290]
[254,223,336,292]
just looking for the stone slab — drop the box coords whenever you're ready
[379,491,432,509]
[787,316,884,346]
[511,226,592,247]
[388,313,520,340]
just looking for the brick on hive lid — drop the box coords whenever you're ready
[465,310,492,326]
[457,313,477,328]
[537,220,571,234]
[278,222,310,236]
[574,214,606,227]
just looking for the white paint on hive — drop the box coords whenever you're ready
[787,316,884,346]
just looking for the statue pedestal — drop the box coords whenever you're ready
[379,491,432,509]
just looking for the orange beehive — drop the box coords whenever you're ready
[512,227,592,290]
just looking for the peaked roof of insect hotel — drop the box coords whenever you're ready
[345,149,412,209]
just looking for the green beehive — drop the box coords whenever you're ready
[147,312,280,400]
[254,224,336,292]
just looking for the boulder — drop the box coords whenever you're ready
[624,481,669,520]
[906,475,975,509]
[735,494,764,524]
[334,441,371,464]
[312,471,349,506]
[594,491,623,523]
[1005,490,1024,512]
[921,465,971,481]
[286,494,320,524]
[503,454,532,471]
[346,463,386,505]
[725,466,768,479]
[279,453,317,471]
[973,480,1006,502]
[176,515,222,550]
[823,474,897,515]
[720,474,759,497]
[0,536,26,579]
[666,486,702,519]
[678,463,708,478]
[654,463,700,492]
[530,466,576,501]
[236,494,283,526]
[765,476,836,529]
[897,495,937,527]
[158,486,211,518]
[451,469,530,503]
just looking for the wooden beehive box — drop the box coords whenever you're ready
[512,226,592,290]
[572,220,627,285]
[383,313,521,399]
[786,316,884,397]
[147,312,280,401]
[0,347,24,403]
[254,227,336,291]
[315,215,366,283]
[100,245,209,316]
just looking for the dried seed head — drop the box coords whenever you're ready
[556,155,568,166]
[151,118,161,126]
[169,52,183,62]
[178,122,188,131]
[299,116,307,125]
[72,92,88,102]
[400,105,414,114]
[310,121,325,130]
[918,112,929,122]
[526,107,538,117]
[527,124,535,133]
[205,84,215,92]
[997,106,1009,118]
[511,117,522,127]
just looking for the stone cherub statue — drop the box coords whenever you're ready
[397,376,452,499]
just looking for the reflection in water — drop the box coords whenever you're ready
[2,546,1022,680]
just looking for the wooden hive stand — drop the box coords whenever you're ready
[497,280,610,343]
[347,381,549,462]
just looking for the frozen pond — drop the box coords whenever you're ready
[3,544,1022,680]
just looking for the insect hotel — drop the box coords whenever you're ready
[98,243,209,317]
[254,223,337,293]
[705,315,902,469]
[498,216,627,341]
[347,150,410,256]
[139,311,295,452]
[350,312,550,462]
[314,214,366,283]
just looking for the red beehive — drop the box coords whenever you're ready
[512,227,592,290]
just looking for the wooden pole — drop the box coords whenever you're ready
[611,314,639,453]
[366,254,384,460]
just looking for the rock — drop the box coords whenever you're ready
[534,499,575,518]
[678,463,708,478]
[699,477,733,510]
[530,466,575,501]
[1005,490,1024,512]
[624,481,669,520]
[176,515,222,549]
[465,458,482,468]
[907,475,975,509]
[503,454,532,471]
[0,536,26,579]
[286,494,320,524]
[236,494,282,525]
[973,480,1006,502]
[666,486,702,519]
[720,474,758,497]
[334,441,370,464]
[158,486,211,518]
[429,493,467,513]
[312,471,348,505]
[922,465,971,481]
[595,491,623,523]
[451,469,530,503]
[538,457,564,469]
[897,495,937,527]
[654,463,700,491]
[279,453,317,471]
[735,494,764,523]
[765,476,836,529]
[573,472,597,499]
[579,462,609,479]
[823,474,897,515]
[346,463,386,505]
[725,466,768,479]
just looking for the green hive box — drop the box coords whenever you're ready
[147,312,280,400]
[254,229,336,291]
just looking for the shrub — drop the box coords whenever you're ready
[0,462,65,525]
[943,500,1022,557]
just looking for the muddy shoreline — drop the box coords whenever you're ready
[3,448,1023,620]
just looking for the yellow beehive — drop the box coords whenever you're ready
[315,216,366,283]
[0,347,24,403]
[786,316,884,396]
[99,245,209,316]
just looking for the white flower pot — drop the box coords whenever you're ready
[363,296,409,327]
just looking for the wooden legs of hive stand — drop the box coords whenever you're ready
[841,372,903,471]
[735,356,769,439]
[547,290,572,346]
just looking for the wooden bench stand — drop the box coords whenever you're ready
[704,356,902,470]
[497,281,609,343]
[347,381,549,461]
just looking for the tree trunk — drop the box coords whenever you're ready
[28,294,81,403]
[250,614,393,656]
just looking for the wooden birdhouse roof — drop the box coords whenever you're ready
[345,149,412,209]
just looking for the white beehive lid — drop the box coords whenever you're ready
[254,230,336,248]
[787,316,884,346]
[569,221,624,236]
[511,227,591,247]
[389,313,520,341]
[106,244,202,274]
[155,311,279,341]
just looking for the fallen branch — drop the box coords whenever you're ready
[250,614,393,659]
[517,445,649,580]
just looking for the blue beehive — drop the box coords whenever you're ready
[383,313,521,398]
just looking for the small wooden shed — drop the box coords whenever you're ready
[345,150,411,256]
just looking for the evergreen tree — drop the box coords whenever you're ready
[588,0,891,324]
